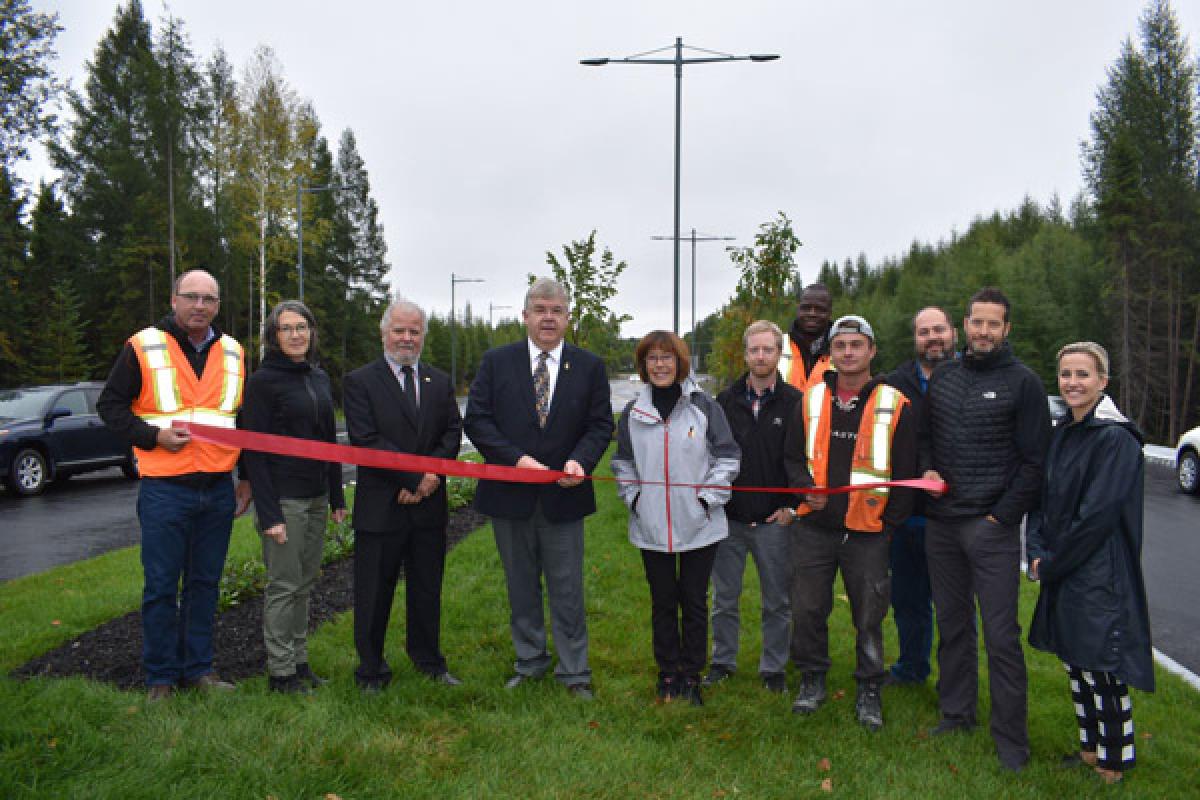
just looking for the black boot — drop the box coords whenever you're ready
[656,671,679,701]
[855,681,883,731]
[681,675,704,707]
[295,662,328,688]
[268,673,312,695]
[791,672,827,715]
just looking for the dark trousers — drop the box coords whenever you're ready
[138,477,234,686]
[789,522,890,682]
[926,516,1028,762]
[640,543,719,680]
[353,525,448,684]
[889,518,933,681]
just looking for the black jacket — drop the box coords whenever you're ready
[464,341,613,523]
[886,358,930,518]
[343,357,462,533]
[240,351,346,530]
[1026,396,1154,692]
[784,372,917,532]
[918,342,1051,523]
[716,372,803,524]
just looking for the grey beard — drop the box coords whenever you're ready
[387,349,420,366]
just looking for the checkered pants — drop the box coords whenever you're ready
[1066,664,1136,772]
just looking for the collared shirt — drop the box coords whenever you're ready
[187,327,216,352]
[744,379,777,419]
[527,338,564,408]
[384,354,421,405]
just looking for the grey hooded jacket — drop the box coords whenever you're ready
[612,376,741,553]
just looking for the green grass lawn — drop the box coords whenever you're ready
[2,451,1198,798]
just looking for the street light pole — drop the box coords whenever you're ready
[652,228,735,351]
[450,273,485,391]
[582,38,779,334]
[295,176,358,301]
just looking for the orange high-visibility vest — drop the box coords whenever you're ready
[130,327,244,477]
[781,338,831,391]
[795,381,907,532]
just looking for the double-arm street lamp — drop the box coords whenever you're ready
[296,176,358,301]
[450,273,485,391]
[582,38,779,334]
[652,228,735,352]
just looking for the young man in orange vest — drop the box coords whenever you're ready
[784,315,916,730]
[780,283,833,391]
[98,269,252,700]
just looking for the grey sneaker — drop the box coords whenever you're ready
[791,672,826,715]
[702,664,734,687]
[855,681,883,731]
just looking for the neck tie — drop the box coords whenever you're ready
[534,351,550,428]
[401,365,418,415]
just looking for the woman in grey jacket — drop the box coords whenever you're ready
[612,331,740,705]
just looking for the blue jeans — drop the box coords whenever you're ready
[888,517,933,681]
[138,477,235,686]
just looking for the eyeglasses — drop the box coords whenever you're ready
[645,353,676,364]
[279,324,310,336]
[177,292,220,306]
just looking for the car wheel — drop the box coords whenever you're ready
[8,448,50,496]
[1178,449,1200,494]
[121,450,140,480]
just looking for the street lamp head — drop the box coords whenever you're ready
[580,58,610,66]
[749,53,780,62]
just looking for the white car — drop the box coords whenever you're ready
[1175,426,1200,494]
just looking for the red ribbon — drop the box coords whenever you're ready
[181,421,947,496]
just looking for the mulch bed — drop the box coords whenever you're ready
[11,509,488,691]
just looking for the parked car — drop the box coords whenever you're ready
[0,382,138,496]
[1176,426,1200,494]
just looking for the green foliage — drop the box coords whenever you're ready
[0,0,62,167]
[538,230,631,371]
[708,212,802,384]
[24,278,95,383]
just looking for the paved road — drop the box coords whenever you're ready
[3,385,1198,680]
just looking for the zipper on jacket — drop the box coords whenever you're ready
[663,418,673,552]
[303,372,320,432]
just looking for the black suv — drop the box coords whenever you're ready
[0,382,138,496]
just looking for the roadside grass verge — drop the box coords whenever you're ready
[1,451,1197,798]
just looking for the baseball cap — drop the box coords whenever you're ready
[830,315,875,343]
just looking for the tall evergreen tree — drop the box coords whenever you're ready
[26,278,94,382]
[0,165,28,383]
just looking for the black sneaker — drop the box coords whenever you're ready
[791,672,826,714]
[702,664,734,687]
[855,681,883,731]
[269,674,312,695]
[295,662,328,688]
[656,672,680,701]
[681,677,704,707]
[761,672,788,693]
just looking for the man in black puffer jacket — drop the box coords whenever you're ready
[918,287,1051,773]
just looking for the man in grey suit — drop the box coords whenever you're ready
[464,277,614,699]
[343,299,463,692]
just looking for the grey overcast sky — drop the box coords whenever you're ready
[22,1,1200,336]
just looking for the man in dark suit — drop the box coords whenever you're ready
[343,299,463,692]
[464,277,614,699]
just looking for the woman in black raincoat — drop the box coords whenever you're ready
[1026,342,1154,785]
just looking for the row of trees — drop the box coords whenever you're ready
[0,0,390,401]
[702,1,1197,443]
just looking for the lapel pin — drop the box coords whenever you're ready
[563,362,570,371]
[423,376,431,382]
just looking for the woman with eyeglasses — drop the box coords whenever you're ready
[241,300,347,693]
[611,331,740,705]
[1026,342,1154,784]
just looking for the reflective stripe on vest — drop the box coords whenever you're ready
[796,382,906,532]
[129,328,244,476]
[782,339,831,391]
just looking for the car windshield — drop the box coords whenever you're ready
[0,388,55,420]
